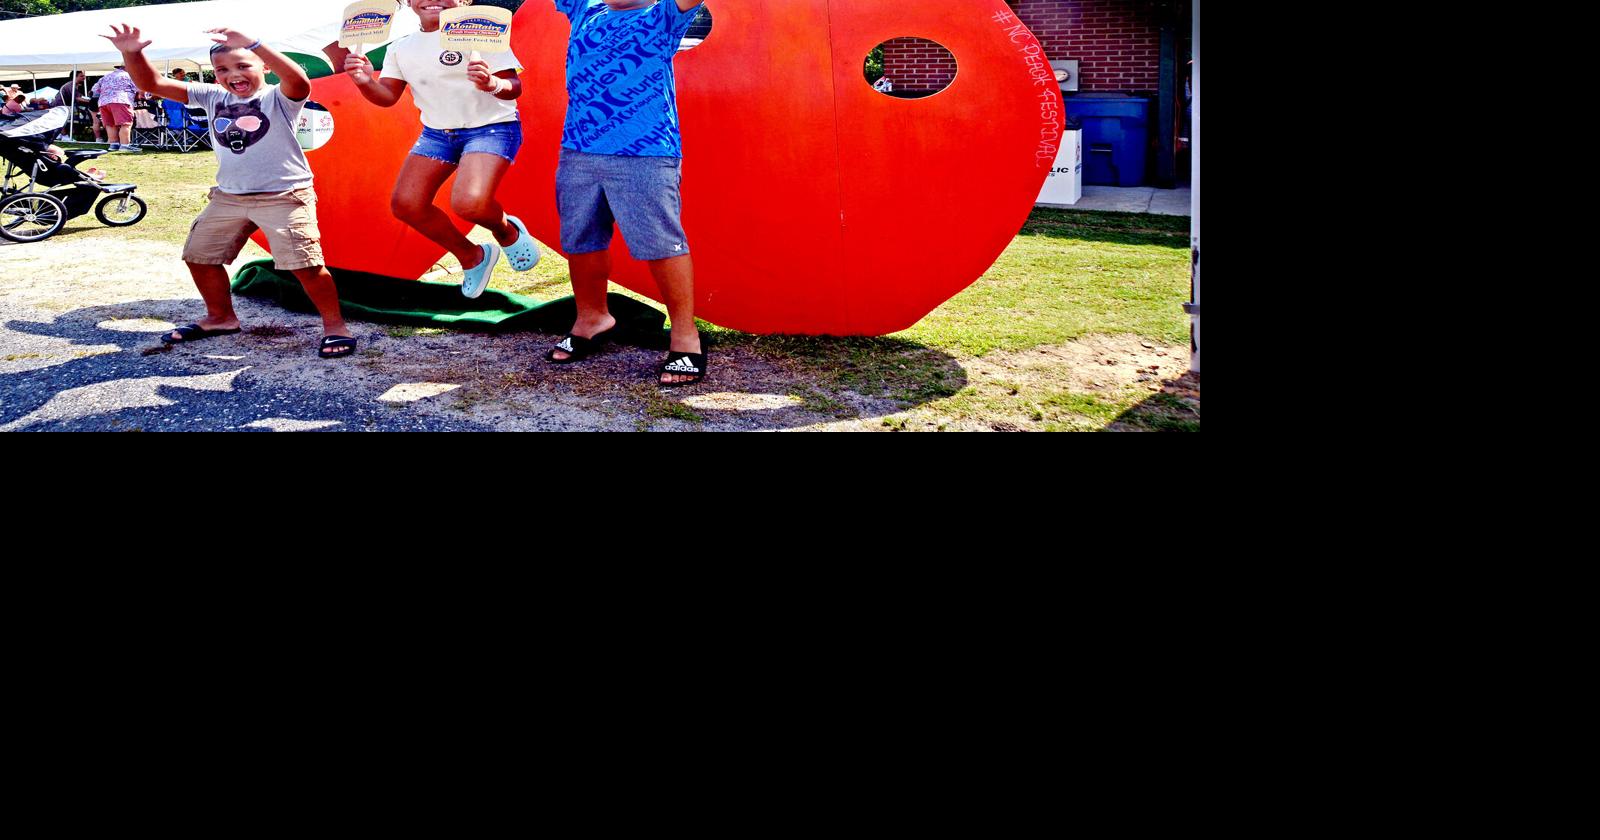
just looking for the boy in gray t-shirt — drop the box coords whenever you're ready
[102,23,357,359]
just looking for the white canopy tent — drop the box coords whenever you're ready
[0,0,417,82]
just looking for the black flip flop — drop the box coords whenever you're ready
[161,323,241,345]
[319,335,358,359]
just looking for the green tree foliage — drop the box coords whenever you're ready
[864,46,885,84]
[3,0,213,18]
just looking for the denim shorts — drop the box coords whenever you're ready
[556,148,689,262]
[410,120,522,165]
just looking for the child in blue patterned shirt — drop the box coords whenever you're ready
[546,0,708,386]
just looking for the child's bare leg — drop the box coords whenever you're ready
[648,254,700,383]
[550,250,615,360]
[391,155,483,269]
[290,266,350,339]
[172,262,241,340]
[451,153,518,247]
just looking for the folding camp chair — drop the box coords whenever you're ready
[132,106,163,149]
[158,100,209,152]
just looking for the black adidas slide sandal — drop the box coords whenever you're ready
[658,347,708,387]
[546,328,616,364]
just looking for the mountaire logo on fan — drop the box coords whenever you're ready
[441,18,509,38]
[344,12,393,35]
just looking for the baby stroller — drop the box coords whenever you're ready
[1,106,146,243]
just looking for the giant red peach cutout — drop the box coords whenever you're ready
[259,0,1063,336]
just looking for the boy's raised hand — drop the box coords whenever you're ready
[344,53,375,84]
[100,24,152,54]
[205,28,258,50]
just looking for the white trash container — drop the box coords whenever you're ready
[1037,126,1082,206]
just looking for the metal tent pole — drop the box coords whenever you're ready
[1187,0,1200,374]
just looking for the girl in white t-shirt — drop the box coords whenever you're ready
[345,0,540,298]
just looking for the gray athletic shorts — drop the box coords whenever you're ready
[557,148,690,261]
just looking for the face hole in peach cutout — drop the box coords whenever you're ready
[678,6,714,52]
[865,37,958,99]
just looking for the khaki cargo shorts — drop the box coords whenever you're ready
[182,186,324,271]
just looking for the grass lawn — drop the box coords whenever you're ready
[57,149,1199,431]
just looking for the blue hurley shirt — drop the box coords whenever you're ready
[556,0,705,157]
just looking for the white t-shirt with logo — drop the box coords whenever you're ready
[379,29,521,130]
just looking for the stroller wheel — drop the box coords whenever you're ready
[96,193,148,227]
[0,192,68,243]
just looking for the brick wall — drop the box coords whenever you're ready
[879,0,1186,94]
[878,37,959,93]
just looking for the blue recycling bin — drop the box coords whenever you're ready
[1063,94,1150,187]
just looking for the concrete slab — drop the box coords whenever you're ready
[1037,186,1191,216]
[1077,186,1154,213]
[1148,188,1193,216]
